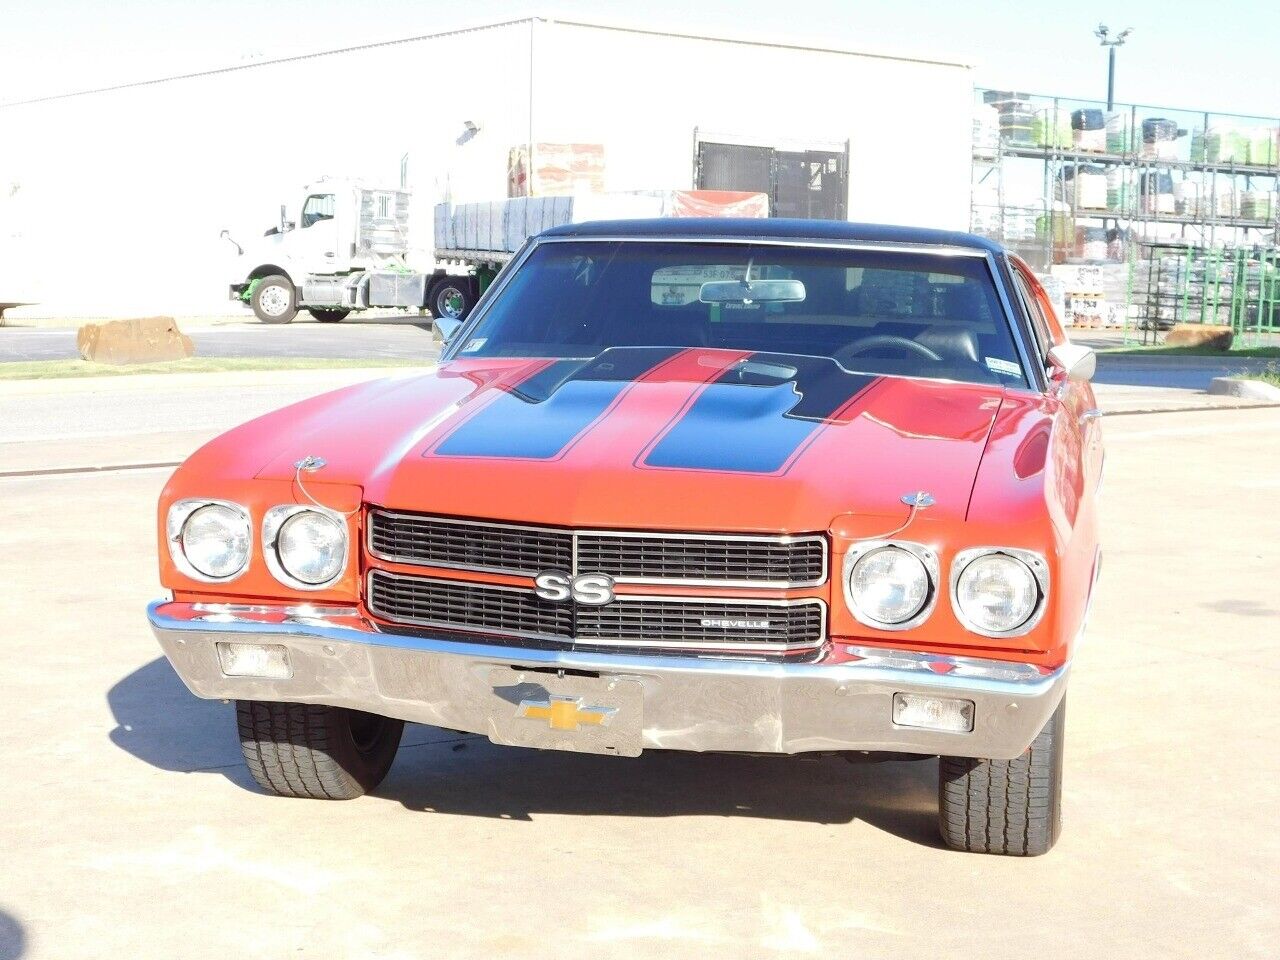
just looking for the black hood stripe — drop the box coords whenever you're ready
[429,347,686,460]
[643,355,879,474]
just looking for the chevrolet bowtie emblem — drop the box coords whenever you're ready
[517,695,617,731]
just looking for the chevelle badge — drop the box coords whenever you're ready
[699,618,773,630]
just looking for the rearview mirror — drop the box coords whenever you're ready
[699,278,806,304]
[1047,343,1096,383]
[433,316,463,345]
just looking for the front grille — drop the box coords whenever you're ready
[367,570,825,652]
[575,532,825,586]
[367,510,827,587]
[367,570,571,639]
[369,512,571,576]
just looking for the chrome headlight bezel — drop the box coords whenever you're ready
[842,540,939,631]
[263,505,349,591]
[166,498,252,583]
[950,547,1050,638]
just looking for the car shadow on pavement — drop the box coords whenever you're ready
[107,657,944,849]
[106,657,246,779]
[0,908,25,960]
[377,734,946,849]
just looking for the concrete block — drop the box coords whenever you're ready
[1163,323,1233,350]
[1209,376,1280,401]
[76,317,195,365]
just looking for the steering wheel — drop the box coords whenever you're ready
[836,335,943,366]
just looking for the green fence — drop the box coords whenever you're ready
[1125,243,1280,345]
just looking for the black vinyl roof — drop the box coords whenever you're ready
[539,217,1005,253]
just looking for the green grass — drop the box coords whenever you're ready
[1101,344,1280,358]
[0,356,429,381]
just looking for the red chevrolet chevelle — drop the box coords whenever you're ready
[150,219,1102,856]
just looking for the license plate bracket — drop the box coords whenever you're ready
[484,669,644,757]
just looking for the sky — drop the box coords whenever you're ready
[1,0,1278,118]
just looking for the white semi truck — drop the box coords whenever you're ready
[221,178,495,324]
[222,178,768,324]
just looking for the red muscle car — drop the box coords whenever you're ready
[149,219,1102,856]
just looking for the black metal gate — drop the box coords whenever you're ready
[696,140,848,220]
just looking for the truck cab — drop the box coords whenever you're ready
[225,178,464,324]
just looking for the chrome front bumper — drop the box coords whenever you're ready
[148,600,1069,760]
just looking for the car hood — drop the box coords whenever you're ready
[239,348,1005,531]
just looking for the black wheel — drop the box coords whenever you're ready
[938,697,1066,856]
[250,275,298,324]
[236,701,403,800]
[428,277,477,321]
[308,308,350,323]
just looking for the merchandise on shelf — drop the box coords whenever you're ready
[1075,226,1108,261]
[1138,170,1176,214]
[1106,167,1132,210]
[1249,129,1278,167]
[1071,109,1106,152]
[1241,190,1276,221]
[973,104,1001,155]
[1105,112,1131,154]
[1174,180,1200,217]
[1141,118,1184,160]
[1057,165,1108,209]
[1193,124,1250,164]
[983,90,1035,145]
[1031,107,1072,149]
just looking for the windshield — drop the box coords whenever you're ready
[453,240,1027,387]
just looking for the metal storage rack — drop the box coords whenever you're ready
[972,90,1280,271]
[1128,242,1280,345]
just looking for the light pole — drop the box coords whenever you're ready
[1094,24,1133,111]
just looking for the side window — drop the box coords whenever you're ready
[1009,263,1053,361]
[301,194,335,229]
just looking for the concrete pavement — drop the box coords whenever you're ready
[0,392,1277,958]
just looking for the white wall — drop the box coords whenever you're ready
[0,19,972,318]
[0,22,534,317]
[533,22,973,229]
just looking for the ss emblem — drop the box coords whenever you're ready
[533,571,615,606]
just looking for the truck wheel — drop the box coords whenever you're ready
[428,277,476,321]
[938,698,1065,856]
[235,701,403,800]
[308,308,349,323]
[251,275,298,324]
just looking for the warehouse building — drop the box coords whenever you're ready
[0,18,974,317]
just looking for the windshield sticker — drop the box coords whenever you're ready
[985,357,1022,377]
[460,338,487,353]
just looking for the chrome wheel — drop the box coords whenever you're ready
[258,285,291,318]
[434,285,466,319]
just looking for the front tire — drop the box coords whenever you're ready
[236,701,403,800]
[308,308,350,323]
[428,276,477,321]
[251,275,298,324]
[938,697,1065,856]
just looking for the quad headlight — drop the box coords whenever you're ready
[263,506,348,589]
[167,499,251,582]
[843,542,938,630]
[951,548,1048,637]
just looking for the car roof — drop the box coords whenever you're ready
[538,217,1005,253]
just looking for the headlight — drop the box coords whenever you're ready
[264,506,347,588]
[844,542,937,629]
[952,549,1047,637]
[167,500,251,582]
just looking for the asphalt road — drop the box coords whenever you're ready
[1,382,1277,959]
[0,316,438,363]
